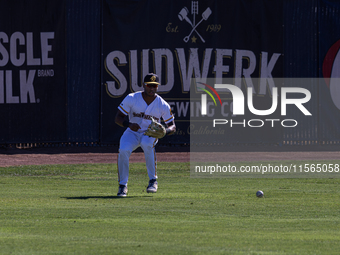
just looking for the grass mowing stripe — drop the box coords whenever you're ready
[0,161,339,254]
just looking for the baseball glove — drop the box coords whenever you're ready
[144,117,166,139]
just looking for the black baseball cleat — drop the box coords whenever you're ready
[146,179,158,193]
[117,185,128,197]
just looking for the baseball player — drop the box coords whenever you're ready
[114,73,176,197]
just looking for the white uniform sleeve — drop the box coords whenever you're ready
[118,94,132,116]
[162,102,175,124]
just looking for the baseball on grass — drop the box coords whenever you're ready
[256,190,264,198]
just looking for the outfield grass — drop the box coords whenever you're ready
[0,161,340,254]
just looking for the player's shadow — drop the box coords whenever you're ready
[62,195,153,200]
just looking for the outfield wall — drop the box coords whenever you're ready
[0,0,340,147]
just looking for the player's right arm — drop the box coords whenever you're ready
[115,110,141,132]
[115,94,141,132]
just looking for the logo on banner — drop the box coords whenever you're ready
[177,1,212,43]
[0,32,55,104]
[322,39,340,110]
[106,2,281,99]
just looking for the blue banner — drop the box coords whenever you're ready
[319,0,340,142]
[0,0,67,143]
[101,0,284,144]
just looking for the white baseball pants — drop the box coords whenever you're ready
[118,128,158,186]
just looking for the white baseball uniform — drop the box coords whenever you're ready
[117,91,174,186]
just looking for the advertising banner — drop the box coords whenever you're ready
[319,0,340,142]
[0,0,67,143]
[101,0,284,144]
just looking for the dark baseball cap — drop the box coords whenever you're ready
[144,73,160,85]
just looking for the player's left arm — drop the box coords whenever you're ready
[161,100,176,136]
[163,108,176,136]
[165,120,176,136]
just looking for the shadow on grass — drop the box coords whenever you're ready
[62,195,153,200]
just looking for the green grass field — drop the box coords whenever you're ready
[1,161,340,254]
